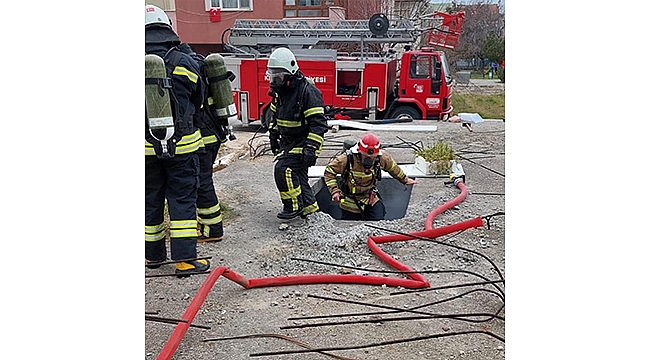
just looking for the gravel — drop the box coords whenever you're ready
[145,118,506,360]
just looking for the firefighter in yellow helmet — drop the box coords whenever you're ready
[324,133,418,221]
[266,47,329,220]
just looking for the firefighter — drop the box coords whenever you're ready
[267,47,329,220]
[195,86,225,244]
[175,43,225,243]
[145,4,209,276]
[324,133,418,221]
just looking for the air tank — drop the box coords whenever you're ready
[145,54,174,129]
[205,53,237,119]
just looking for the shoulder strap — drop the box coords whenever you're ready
[341,151,367,219]
[374,155,382,182]
[296,80,310,126]
[343,151,354,184]
[163,46,183,74]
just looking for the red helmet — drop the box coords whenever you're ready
[358,133,381,155]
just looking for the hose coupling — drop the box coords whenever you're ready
[445,174,465,186]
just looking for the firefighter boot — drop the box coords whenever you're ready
[175,259,211,278]
[277,208,302,220]
[198,224,223,243]
[146,259,166,269]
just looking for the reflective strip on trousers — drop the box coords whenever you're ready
[283,167,301,211]
[145,223,166,242]
[302,201,319,215]
[169,219,198,238]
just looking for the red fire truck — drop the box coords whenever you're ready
[221,11,464,126]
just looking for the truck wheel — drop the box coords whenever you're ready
[389,106,420,120]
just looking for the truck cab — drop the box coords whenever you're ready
[391,48,454,121]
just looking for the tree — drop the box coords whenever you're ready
[482,33,505,64]
[444,0,505,71]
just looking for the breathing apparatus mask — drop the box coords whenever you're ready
[360,151,379,173]
[266,68,291,89]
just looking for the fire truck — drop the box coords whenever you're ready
[221,11,465,126]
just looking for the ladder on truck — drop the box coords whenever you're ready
[226,11,464,53]
[228,18,417,48]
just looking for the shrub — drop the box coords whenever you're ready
[414,141,457,174]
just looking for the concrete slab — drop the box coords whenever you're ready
[308,164,447,179]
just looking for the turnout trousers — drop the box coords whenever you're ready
[340,198,386,221]
[196,141,223,238]
[273,154,319,216]
[145,153,200,262]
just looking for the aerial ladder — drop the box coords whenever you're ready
[224,11,465,55]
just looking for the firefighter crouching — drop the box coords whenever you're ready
[324,133,418,221]
[267,47,329,220]
[144,4,209,276]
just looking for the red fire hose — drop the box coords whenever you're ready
[157,179,482,360]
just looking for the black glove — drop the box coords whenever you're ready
[302,146,317,167]
[270,137,280,155]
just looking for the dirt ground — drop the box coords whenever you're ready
[145,115,506,360]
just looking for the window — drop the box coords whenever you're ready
[206,0,252,11]
[337,71,362,96]
[284,0,338,17]
[409,55,430,79]
[148,0,175,11]
[298,9,321,16]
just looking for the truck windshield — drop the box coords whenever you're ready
[440,53,452,84]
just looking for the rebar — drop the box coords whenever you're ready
[145,270,211,278]
[145,316,211,330]
[144,256,212,268]
[290,257,504,297]
[391,280,504,296]
[455,153,505,177]
[203,333,361,360]
[365,224,505,283]
[288,288,505,321]
[249,331,505,357]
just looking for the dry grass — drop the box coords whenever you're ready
[452,92,505,119]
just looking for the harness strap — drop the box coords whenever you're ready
[145,77,172,96]
[207,71,235,84]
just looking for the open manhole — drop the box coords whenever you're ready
[311,177,413,220]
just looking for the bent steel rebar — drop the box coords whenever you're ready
[155,180,501,360]
[248,331,505,357]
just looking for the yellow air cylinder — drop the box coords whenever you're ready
[145,54,174,129]
[205,53,237,119]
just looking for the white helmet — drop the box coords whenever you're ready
[145,4,170,26]
[267,47,299,75]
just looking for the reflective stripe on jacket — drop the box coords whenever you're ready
[324,150,408,212]
[268,76,328,159]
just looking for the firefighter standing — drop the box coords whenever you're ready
[174,43,226,243]
[195,94,225,243]
[145,4,209,276]
[324,133,418,221]
[267,47,329,220]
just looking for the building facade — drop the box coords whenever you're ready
[146,0,404,55]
